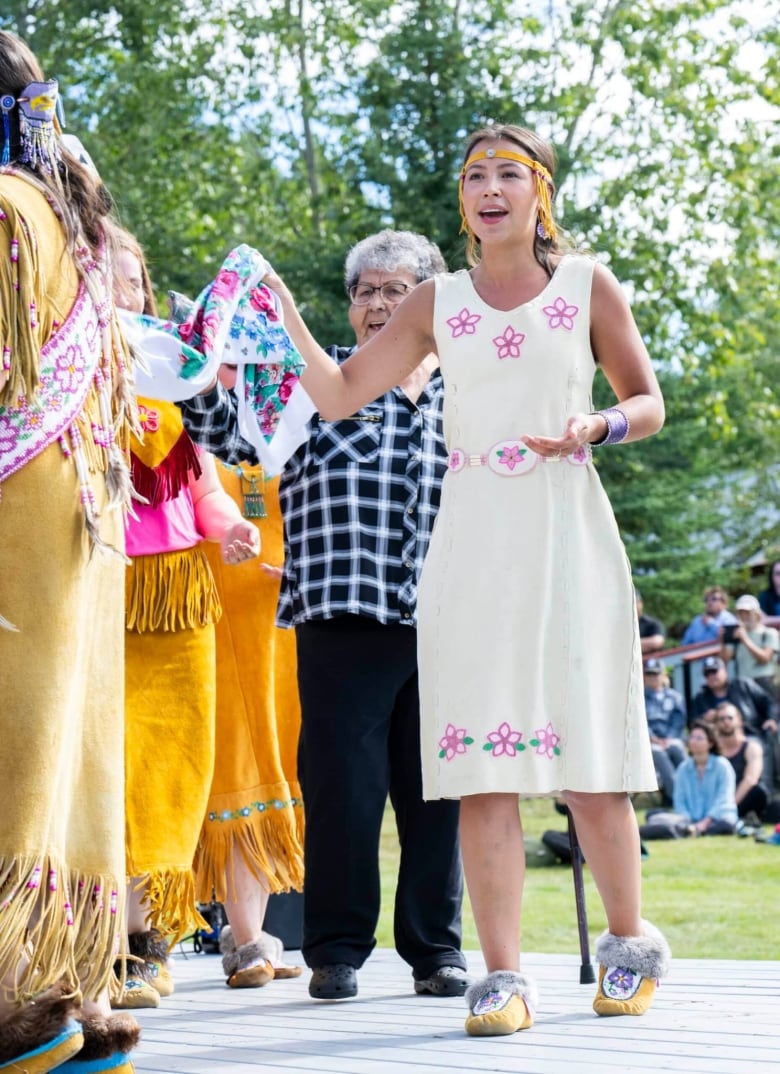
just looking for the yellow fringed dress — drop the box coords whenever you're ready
[194,463,304,902]
[124,402,221,943]
[0,173,131,1002]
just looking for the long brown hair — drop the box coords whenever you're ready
[460,124,573,275]
[107,221,158,316]
[0,30,113,256]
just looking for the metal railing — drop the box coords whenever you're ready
[650,617,780,710]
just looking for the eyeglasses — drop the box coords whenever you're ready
[348,281,412,305]
[703,668,720,676]
[704,595,724,603]
[715,715,735,722]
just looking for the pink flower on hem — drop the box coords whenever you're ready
[498,444,525,471]
[485,722,524,757]
[492,325,525,359]
[438,723,472,761]
[446,308,481,338]
[542,296,579,331]
[530,722,561,758]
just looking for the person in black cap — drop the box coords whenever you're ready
[643,659,686,804]
[691,656,778,787]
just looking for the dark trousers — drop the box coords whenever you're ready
[295,615,466,976]
[651,742,685,804]
[738,783,769,820]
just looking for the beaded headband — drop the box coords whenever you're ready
[1,79,62,174]
[458,147,557,242]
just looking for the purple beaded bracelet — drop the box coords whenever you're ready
[591,406,630,446]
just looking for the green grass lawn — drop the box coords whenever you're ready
[378,797,780,961]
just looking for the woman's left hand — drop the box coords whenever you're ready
[522,412,604,459]
[221,521,260,564]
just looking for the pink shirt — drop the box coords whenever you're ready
[125,484,202,557]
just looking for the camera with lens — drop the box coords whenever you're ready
[722,624,739,644]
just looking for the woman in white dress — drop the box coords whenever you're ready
[259,123,671,1036]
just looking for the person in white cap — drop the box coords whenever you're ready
[722,594,779,701]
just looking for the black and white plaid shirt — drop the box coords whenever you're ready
[178,346,447,628]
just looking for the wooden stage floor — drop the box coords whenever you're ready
[130,947,780,1073]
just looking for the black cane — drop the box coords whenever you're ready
[567,812,596,984]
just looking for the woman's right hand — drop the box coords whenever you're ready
[260,266,295,309]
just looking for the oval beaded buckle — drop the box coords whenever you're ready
[448,441,591,475]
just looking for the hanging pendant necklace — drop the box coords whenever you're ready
[219,461,267,519]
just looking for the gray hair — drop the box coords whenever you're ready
[344,229,447,291]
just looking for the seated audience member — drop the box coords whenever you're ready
[691,655,778,788]
[722,594,779,701]
[681,586,737,645]
[713,702,769,822]
[691,656,776,738]
[643,658,686,805]
[757,559,780,618]
[640,721,737,839]
[636,589,665,654]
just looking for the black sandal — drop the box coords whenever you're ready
[308,963,358,999]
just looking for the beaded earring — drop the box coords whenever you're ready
[0,94,15,166]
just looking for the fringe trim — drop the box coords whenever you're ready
[132,869,209,947]
[125,546,222,633]
[193,792,304,905]
[0,854,124,1004]
[0,194,42,406]
[1,174,139,566]
[130,431,201,508]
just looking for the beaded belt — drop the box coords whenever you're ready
[448,440,591,475]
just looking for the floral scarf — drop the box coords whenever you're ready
[120,245,313,474]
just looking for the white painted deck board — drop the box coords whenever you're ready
[131,948,780,1073]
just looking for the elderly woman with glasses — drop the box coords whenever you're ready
[178,229,470,1003]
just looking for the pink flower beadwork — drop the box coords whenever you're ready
[53,345,86,393]
[542,296,579,331]
[446,307,481,338]
[438,723,473,761]
[0,417,16,454]
[497,444,525,471]
[483,722,525,757]
[529,722,562,758]
[492,325,525,360]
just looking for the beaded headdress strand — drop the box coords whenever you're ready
[1,79,62,174]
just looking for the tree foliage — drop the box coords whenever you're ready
[2,0,777,633]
